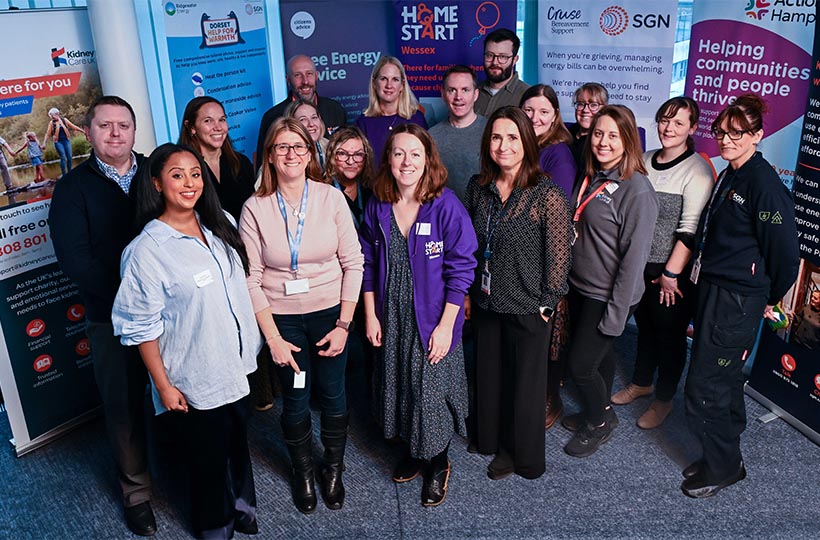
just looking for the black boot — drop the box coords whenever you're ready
[281,417,317,514]
[422,445,450,507]
[319,413,348,510]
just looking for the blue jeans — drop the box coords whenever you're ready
[54,139,72,175]
[273,304,348,424]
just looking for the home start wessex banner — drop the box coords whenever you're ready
[684,0,814,190]
[537,0,677,149]
[0,8,102,456]
[747,3,820,446]
[392,0,518,98]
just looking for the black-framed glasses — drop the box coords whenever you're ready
[484,52,513,65]
[573,101,602,112]
[711,128,749,141]
[335,150,366,163]
[271,143,310,156]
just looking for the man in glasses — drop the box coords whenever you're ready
[430,65,487,203]
[568,82,609,167]
[474,28,529,117]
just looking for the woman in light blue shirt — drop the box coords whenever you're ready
[112,143,261,539]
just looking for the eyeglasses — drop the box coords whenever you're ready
[573,101,602,112]
[711,128,749,141]
[335,150,366,163]
[271,143,310,156]
[484,52,514,65]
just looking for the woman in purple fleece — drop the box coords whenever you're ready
[359,123,477,508]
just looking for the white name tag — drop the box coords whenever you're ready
[284,278,310,295]
[690,258,701,285]
[193,270,214,288]
[416,222,431,236]
[605,182,619,194]
[293,371,306,389]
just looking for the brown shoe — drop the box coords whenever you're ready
[545,396,563,429]
[611,383,654,405]
[637,399,673,429]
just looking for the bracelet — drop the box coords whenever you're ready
[662,269,679,279]
[266,334,281,344]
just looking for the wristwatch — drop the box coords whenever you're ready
[335,319,354,332]
[539,306,554,319]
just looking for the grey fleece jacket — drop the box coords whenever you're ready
[569,168,659,336]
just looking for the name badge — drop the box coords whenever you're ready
[284,278,310,295]
[293,371,306,389]
[193,270,214,288]
[481,261,491,295]
[416,222,431,236]
[605,182,619,194]
[690,257,701,285]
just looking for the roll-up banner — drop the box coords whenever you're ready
[683,0,814,190]
[392,0,518,98]
[747,4,820,447]
[279,0,393,123]
[0,7,103,456]
[135,0,274,158]
[536,0,677,149]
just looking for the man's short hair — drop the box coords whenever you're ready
[484,28,520,56]
[84,95,136,128]
[442,65,478,89]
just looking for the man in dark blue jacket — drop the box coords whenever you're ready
[49,96,156,537]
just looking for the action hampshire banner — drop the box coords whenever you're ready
[684,0,815,189]
[747,4,820,446]
[537,0,677,148]
[0,8,102,456]
[392,0,517,98]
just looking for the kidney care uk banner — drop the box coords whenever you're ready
[0,8,103,456]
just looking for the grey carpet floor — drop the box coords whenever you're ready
[1,325,818,539]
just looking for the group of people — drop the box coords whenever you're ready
[46,27,800,540]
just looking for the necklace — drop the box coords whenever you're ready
[279,190,304,218]
[387,114,400,131]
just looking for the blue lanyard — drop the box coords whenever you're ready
[484,196,510,260]
[316,142,325,170]
[276,180,309,274]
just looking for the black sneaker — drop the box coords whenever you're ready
[561,407,619,432]
[564,420,615,458]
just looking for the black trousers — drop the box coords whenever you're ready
[685,281,765,482]
[85,320,151,507]
[632,266,693,401]
[473,306,551,479]
[160,397,256,539]
[566,288,636,426]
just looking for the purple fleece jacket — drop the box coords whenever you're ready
[359,188,478,353]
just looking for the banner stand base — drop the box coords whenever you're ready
[745,383,820,447]
[11,406,101,457]
[757,411,781,424]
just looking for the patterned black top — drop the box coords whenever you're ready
[465,174,573,314]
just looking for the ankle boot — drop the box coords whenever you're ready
[319,413,348,510]
[281,417,317,514]
[545,361,564,429]
[422,445,450,507]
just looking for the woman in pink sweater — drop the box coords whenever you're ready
[239,118,363,514]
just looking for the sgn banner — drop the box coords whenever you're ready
[684,0,814,190]
[537,0,677,149]
[0,7,102,456]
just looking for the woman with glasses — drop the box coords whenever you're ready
[360,123,477,507]
[287,100,329,172]
[520,85,577,198]
[680,94,798,498]
[324,126,375,229]
[466,106,573,480]
[356,56,427,167]
[239,118,364,513]
[568,83,609,168]
[561,105,658,458]
[610,97,714,430]
[179,96,255,222]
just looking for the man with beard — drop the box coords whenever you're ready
[474,29,529,117]
[255,54,346,168]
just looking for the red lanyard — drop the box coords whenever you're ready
[574,176,612,223]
